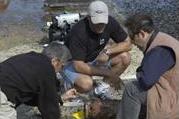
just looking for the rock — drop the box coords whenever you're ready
[113,0,179,40]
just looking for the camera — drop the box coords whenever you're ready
[48,13,80,43]
[55,13,80,28]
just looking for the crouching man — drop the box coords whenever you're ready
[63,1,131,93]
[117,14,179,119]
[0,42,77,119]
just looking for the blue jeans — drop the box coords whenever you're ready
[116,81,147,119]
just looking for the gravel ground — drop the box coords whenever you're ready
[113,0,179,40]
[0,0,147,119]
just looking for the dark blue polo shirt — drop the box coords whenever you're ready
[137,46,176,90]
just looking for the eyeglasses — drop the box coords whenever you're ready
[128,30,138,41]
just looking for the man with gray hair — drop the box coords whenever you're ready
[0,42,77,119]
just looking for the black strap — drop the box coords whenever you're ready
[144,29,159,54]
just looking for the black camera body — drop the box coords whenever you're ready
[48,13,80,43]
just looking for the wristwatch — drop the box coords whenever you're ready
[103,49,109,56]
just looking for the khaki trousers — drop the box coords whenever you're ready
[0,89,17,119]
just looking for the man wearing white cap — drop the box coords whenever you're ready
[64,1,131,93]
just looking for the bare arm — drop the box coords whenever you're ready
[73,60,113,77]
[106,37,132,55]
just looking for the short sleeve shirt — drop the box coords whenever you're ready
[65,16,127,62]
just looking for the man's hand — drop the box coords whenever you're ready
[104,74,124,90]
[95,49,110,63]
[88,99,103,118]
[61,88,77,101]
[105,38,132,55]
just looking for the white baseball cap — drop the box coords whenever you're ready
[88,1,109,24]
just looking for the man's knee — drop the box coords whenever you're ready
[124,81,137,94]
[111,52,131,67]
[74,74,93,93]
[124,81,147,107]
[119,52,131,66]
[124,81,146,99]
[0,91,17,119]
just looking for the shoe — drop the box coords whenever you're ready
[94,81,112,100]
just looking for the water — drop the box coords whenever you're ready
[0,0,88,44]
[0,0,43,27]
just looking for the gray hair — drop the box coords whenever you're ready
[42,42,71,62]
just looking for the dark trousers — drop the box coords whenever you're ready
[116,81,147,119]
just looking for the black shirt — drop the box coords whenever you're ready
[65,16,127,62]
[0,52,60,119]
